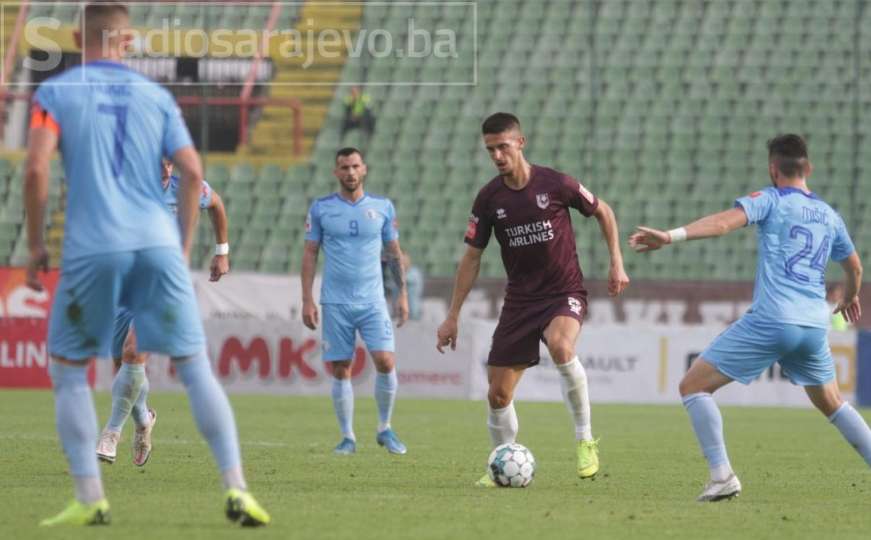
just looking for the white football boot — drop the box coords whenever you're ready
[132,408,157,467]
[696,474,742,502]
[96,430,120,464]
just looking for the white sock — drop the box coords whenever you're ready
[556,356,592,441]
[487,402,518,447]
[222,466,247,491]
[73,476,105,504]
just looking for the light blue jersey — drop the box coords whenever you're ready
[735,186,855,329]
[164,174,212,214]
[33,61,194,261]
[305,193,398,304]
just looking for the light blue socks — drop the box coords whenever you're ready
[682,392,733,479]
[332,377,355,440]
[173,349,241,473]
[106,363,148,432]
[49,361,104,502]
[374,370,398,433]
[829,402,871,467]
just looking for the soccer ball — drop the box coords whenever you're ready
[487,443,536,487]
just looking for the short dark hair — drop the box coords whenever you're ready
[767,134,809,178]
[482,112,521,135]
[80,2,130,43]
[335,147,364,163]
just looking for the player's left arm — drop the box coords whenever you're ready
[384,239,409,327]
[592,199,630,296]
[629,207,748,253]
[171,146,205,261]
[23,122,59,291]
[205,188,229,281]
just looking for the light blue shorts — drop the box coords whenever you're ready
[48,247,205,361]
[701,313,835,386]
[111,308,135,360]
[321,302,394,361]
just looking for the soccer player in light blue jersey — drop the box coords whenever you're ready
[96,158,230,467]
[630,134,870,502]
[301,147,409,456]
[23,3,268,526]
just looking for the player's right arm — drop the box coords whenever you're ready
[628,207,748,252]
[301,200,323,330]
[301,240,320,330]
[23,103,60,291]
[835,252,863,323]
[436,245,483,353]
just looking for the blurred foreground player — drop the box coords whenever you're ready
[301,147,409,455]
[96,158,230,467]
[630,134,871,501]
[436,113,630,486]
[24,3,268,526]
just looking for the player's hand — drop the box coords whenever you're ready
[209,254,229,282]
[628,226,670,252]
[608,264,630,297]
[834,296,862,324]
[395,290,409,327]
[302,299,319,330]
[25,245,49,291]
[436,317,458,353]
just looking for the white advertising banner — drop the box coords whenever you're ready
[467,320,857,407]
[97,272,856,408]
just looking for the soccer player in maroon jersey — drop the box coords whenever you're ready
[436,113,630,486]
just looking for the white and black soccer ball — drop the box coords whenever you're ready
[487,443,536,488]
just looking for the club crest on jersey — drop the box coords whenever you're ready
[366,209,378,220]
[496,208,507,219]
[568,297,583,315]
[536,194,550,209]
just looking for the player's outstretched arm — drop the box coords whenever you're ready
[172,146,205,260]
[384,240,409,327]
[592,199,630,296]
[301,240,320,330]
[629,207,748,253]
[206,189,230,281]
[835,252,863,323]
[23,126,58,291]
[436,246,482,353]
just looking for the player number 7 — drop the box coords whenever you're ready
[97,104,128,178]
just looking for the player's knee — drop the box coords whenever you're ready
[488,388,513,409]
[331,362,352,379]
[678,375,697,397]
[371,352,395,373]
[547,340,575,365]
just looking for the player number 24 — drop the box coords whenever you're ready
[785,225,829,285]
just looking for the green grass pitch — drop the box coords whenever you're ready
[1,390,870,539]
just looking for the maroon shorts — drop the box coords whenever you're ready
[488,293,587,368]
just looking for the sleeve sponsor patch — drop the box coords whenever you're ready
[465,215,478,239]
[749,191,763,198]
[304,214,312,232]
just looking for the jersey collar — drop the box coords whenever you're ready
[334,192,368,206]
[777,186,819,200]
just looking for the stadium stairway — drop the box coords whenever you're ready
[247,2,364,159]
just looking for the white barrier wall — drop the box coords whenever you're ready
[92,272,856,408]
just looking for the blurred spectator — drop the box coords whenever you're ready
[384,250,424,321]
[341,86,376,138]
[827,283,850,331]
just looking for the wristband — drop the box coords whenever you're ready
[667,227,687,243]
[215,243,229,255]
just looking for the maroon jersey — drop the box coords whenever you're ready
[464,165,599,302]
